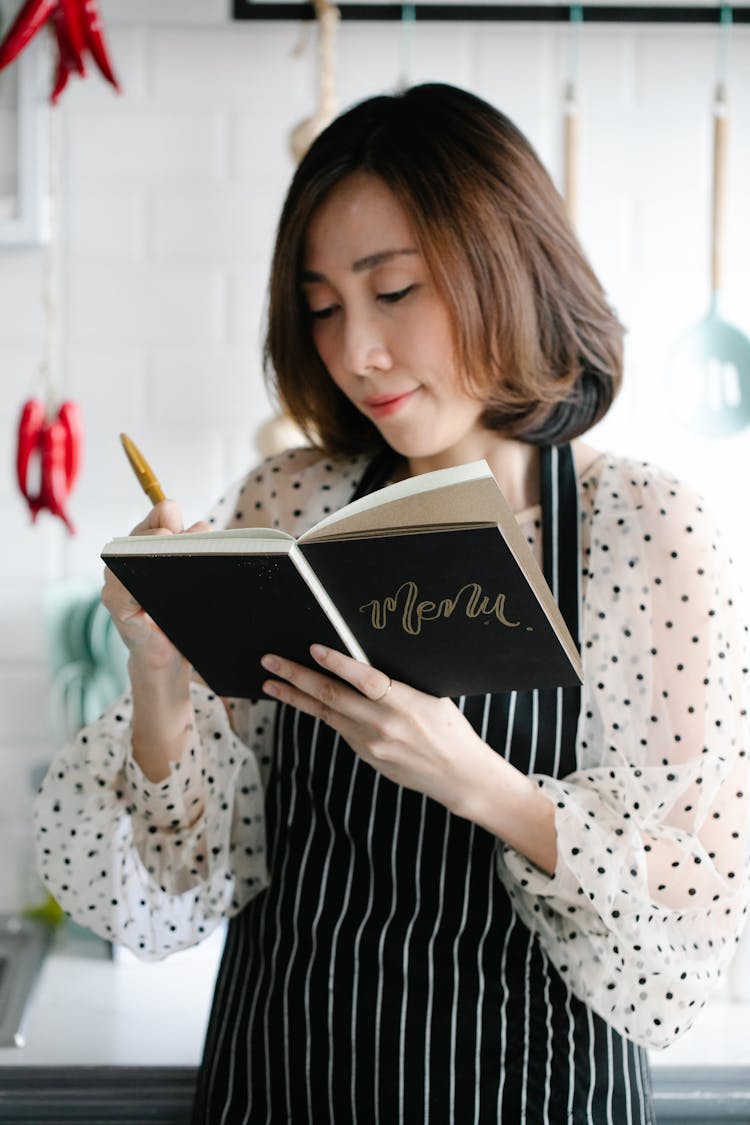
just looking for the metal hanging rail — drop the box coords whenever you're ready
[233,2,750,22]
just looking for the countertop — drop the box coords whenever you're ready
[1,923,749,1069]
[0,925,223,1067]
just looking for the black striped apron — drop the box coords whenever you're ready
[192,445,655,1124]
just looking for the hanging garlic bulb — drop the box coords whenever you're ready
[263,0,340,458]
[289,0,340,165]
[255,411,309,459]
[262,1,340,458]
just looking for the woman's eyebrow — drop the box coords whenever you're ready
[352,247,418,272]
[299,247,418,284]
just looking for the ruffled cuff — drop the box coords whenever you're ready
[498,776,593,909]
[34,681,270,959]
[123,684,209,830]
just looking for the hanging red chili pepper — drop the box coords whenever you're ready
[57,399,83,494]
[16,399,84,535]
[16,399,46,500]
[80,0,119,91]
[50,44,71,104]
[0,0,56,69]
[0,0,120,103]
[50,4,78,103]
[59,0,85,74]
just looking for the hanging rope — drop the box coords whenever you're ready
[39,96,63,414]
[317,0,339,124]
[277,0,342,451]
[289,0,341,164]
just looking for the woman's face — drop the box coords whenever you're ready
[301,171,489,469]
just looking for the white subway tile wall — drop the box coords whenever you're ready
[1,6,749,912]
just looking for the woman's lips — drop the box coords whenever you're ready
[363,388,419,418]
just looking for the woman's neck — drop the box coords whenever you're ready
[398,436,601,514]
[403,435,540,514]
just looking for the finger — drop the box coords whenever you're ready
[310,643,395,703]
[260,653,367,722]
[184,520,211,534]
[262,675,342,729]
[130,499,184,536]
[102,567,145,623]
[261,669,351,736]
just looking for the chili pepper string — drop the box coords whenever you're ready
[15,94,83,535]
[39,105,63,414]
[0,0,56,69]
[0,0,120,102]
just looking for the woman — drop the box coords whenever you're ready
[34,84,748,1123]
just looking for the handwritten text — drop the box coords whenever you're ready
[359,581,522,636]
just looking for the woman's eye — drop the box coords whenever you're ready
[307,285,414,319]
[308,305,338,320]
[378,285,414,305]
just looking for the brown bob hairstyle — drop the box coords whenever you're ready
[265,82,625,455]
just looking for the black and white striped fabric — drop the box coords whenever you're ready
[192,445,655,1125]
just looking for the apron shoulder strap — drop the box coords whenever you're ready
[348,447,404,503]
[540,443,580,650]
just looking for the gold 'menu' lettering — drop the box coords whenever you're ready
[359,580,522,636]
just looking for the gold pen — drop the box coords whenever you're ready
[120,432,167,505]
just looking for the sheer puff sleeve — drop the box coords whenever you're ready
[497,457,750,1048]
[32,447,367,960]
[33,683,273,960]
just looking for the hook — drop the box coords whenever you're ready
[566,4,583,87]
[717,3,732,86]
[398,3,416,93]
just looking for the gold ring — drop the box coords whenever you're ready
[373,678,392,702]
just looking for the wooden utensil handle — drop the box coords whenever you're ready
[711,81,729,294]
[563,80,579,227]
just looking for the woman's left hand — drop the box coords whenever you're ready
[260,643,497,815]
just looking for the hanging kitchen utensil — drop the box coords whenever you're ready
[563,81,579,226]
[289,0,340,165]
[668,8,750,436]
[43,580,128,742]
[563,5,583,227]
[395,2,416,93]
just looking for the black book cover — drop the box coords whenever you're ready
[102,460,581,702]
[103,551,349,700]
[301,526,580,697]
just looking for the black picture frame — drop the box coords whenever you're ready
[231,1,750,24]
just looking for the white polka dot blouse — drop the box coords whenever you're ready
[33,447,750,1050]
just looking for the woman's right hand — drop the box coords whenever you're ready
[102,500,210,674]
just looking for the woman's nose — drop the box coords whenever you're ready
[342,312,392,376]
